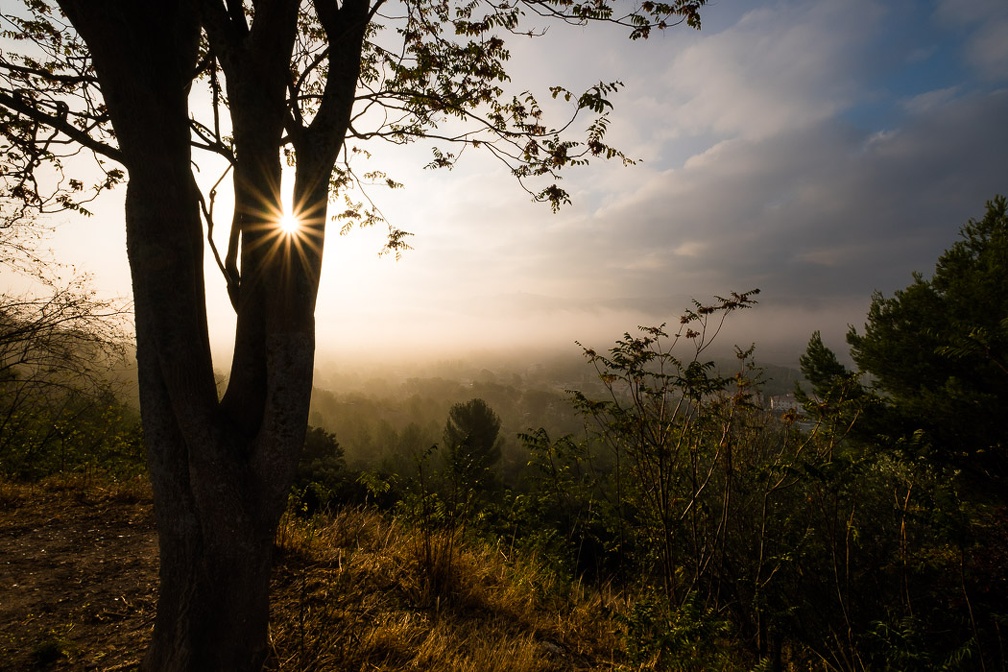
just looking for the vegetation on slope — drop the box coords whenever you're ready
[3,196,1007,670]
[1,476,629,671]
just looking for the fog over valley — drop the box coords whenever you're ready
[33,0,1008,381]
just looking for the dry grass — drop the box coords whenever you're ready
[2,477,629,671]
[269,507,626,671]
[0,472,151,510]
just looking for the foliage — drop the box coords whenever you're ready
[1,208,139,480]
[289,426,366,515]
[551,291,1007,670]
[618,593,734,672]
[568,290,761,603]
[308,373,583,482]
[771,330,1006,671]
[848,195,1008,497]
[513,427,611,578]
[1,0,708,235]
[3,302,1006,670]
[793,331,887,458]
[0,383,143,480]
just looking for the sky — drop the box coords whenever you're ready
[29,0,1008,371]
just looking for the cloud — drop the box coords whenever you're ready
[612,0,888,145]
[965,19,1008,80]
[935,0,1008,81]
[201,0,1008,364]
[597,88,1006,299]
[901,86,960,114]
[500,0,1008,328]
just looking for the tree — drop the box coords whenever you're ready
[291,425,360,513]
[443,396,503,491]
[847,195,1008,497]
[1,1,708,668]
[793,331,881,458]
[797,331,848,399]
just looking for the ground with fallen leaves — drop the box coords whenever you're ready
[0,478,157,671]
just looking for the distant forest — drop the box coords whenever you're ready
[302,352,802,479]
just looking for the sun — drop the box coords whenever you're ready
[279,211,300,235]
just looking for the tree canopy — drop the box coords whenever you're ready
[848,195,1008,495]
[1,0,704,225]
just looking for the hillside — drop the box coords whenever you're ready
[0,477,624,671]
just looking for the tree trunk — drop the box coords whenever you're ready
[128,148,303,670]
[55,2,316,669]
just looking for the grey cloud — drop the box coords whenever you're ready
[659,0,884,140]
[542,89,1008,315]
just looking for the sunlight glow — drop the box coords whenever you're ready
[279,211,300,235]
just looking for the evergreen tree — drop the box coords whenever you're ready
[443,397,502,491]
[848,195,1008,497]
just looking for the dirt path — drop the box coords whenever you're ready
[0,480,158,671]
